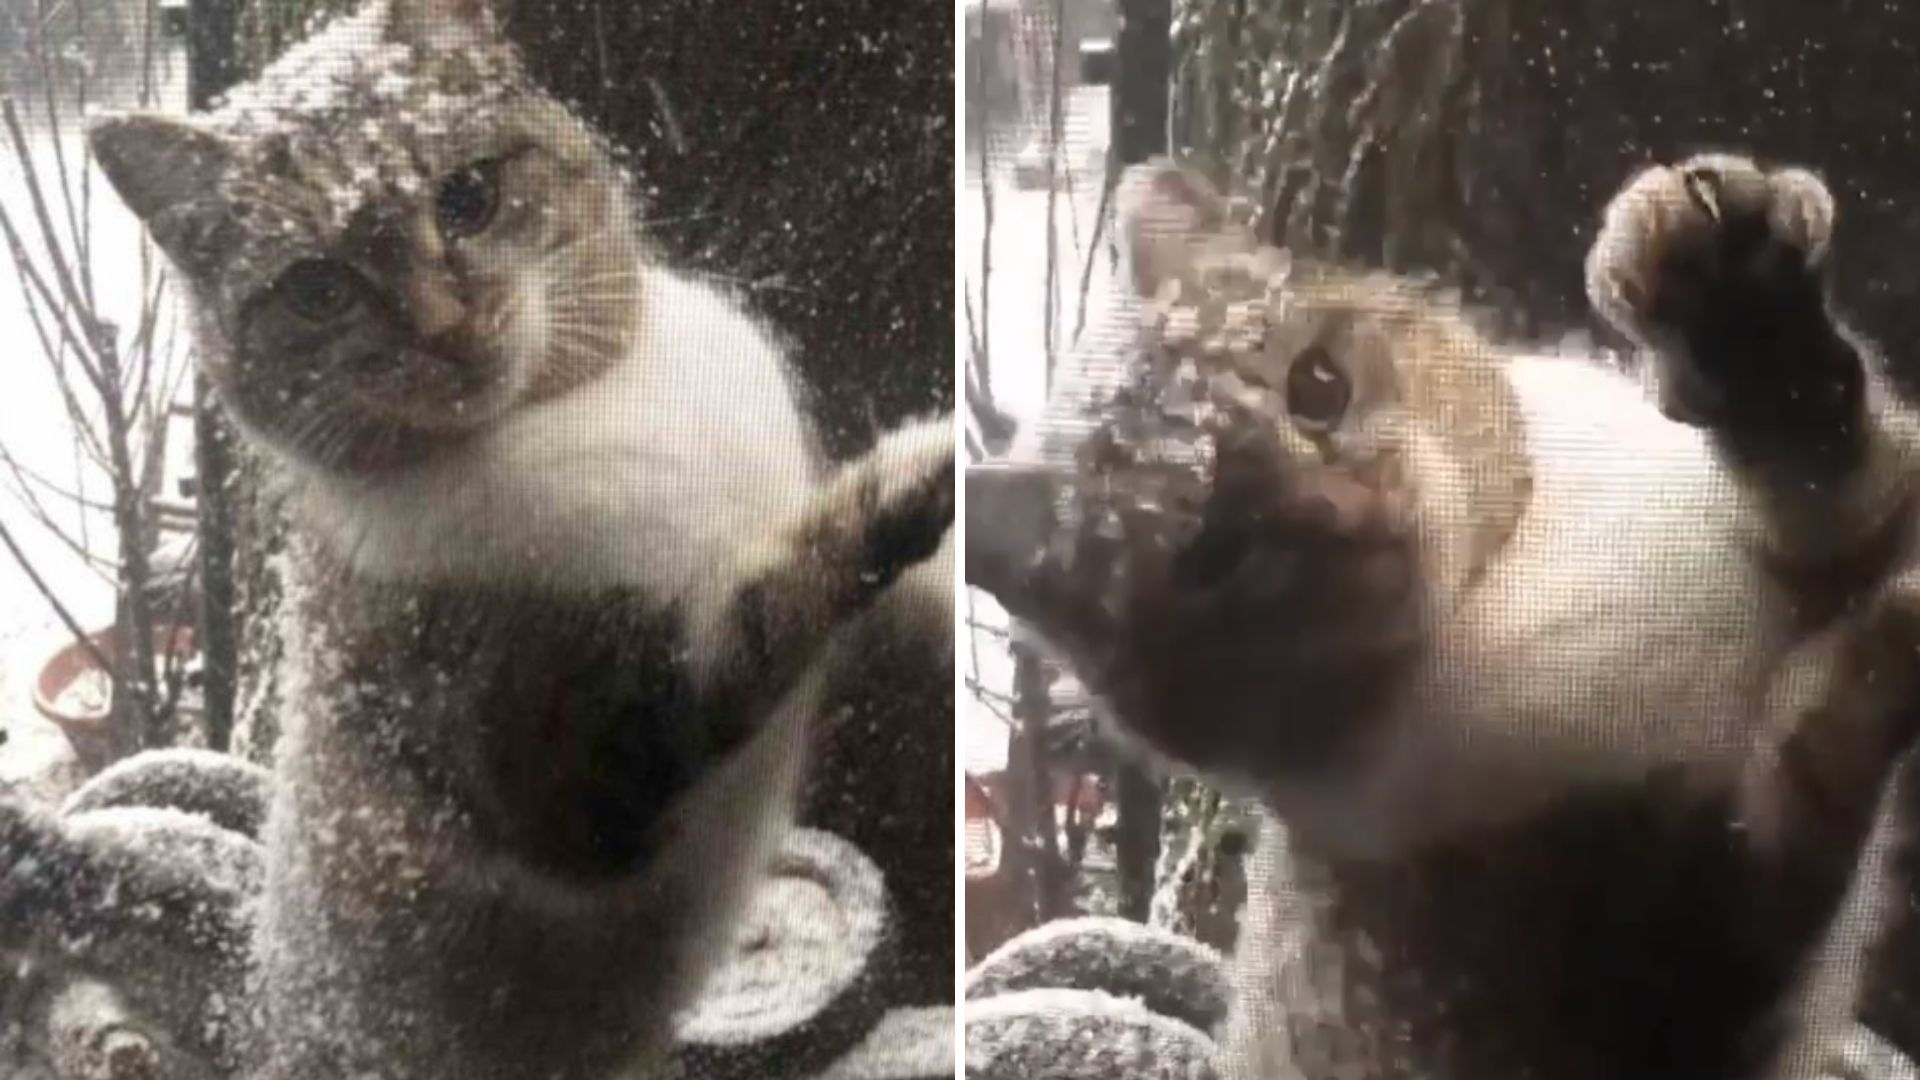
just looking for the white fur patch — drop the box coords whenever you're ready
[285,267,819,607]
[1291,351,1791,853]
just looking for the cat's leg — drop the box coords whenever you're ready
[1601,580,1920,1078]
[1222,586,1920,1080]
[1586,154,1920,579]
[1739,582,1920,919]
[691,414,954,706]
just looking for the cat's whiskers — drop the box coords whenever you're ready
[542,301,638,321]
[294,410,359,474]
[634,209,721,230]
[547,337,621,360]
[565,269,644,288]
[546,321,613,339]
[544,301,627,336]
[542,312,625,335]
[283,400,347,457]
[685,268,805,296]
[317,411,377,473]
[546,331,624,371]
[558,282,642,300]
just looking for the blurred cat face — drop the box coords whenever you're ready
[1120,160,1533,588]
[87,0,643,474]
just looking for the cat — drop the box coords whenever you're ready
[85,0,954,1076]
[968,154,1920,1079]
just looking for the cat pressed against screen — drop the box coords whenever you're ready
[81,0,954,1077]
[969,155,1920,1079]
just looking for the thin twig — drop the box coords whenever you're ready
[0,237,116,469]
[1071,162,1118,346]
[31,30,92,314]
[0,514,116,678]
[0,468,119,586]
[0,443,116,513]
[0,186,110,399]
[962,614,1014,640]
[0,439,120,583]
[1041,0,1065,395]
[1,98,107,362]
[966,676,1019,710]
[972,15,996,425]
[964,291,1018,457]
[126,266,170,417]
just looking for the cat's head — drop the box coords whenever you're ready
[1117,159,1533,592]
[87,0,642,475]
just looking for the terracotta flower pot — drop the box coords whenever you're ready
[33,624,196,772]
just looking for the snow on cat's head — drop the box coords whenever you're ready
[84,0,644,475]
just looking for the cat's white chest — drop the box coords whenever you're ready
[1465,354,1787,757]
[1522,356,1774,635]
[1329,354,1795,849]
[287,268,818,604]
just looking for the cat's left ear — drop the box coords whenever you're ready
[88,114,242,276]
[1117,158,1257,299]
[88,114,237,224]
[388,0,505,51]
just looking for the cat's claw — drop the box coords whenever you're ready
[1585,153,1848,431]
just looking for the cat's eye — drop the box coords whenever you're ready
[435,160,502,239]
[1284,345,1350,428]
[273,259,361,323]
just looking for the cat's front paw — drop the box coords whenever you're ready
[1585,154,1850,428]
[847,414,955,594]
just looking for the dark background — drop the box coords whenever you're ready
[501,0,954,461]
[1461,4,1920,392]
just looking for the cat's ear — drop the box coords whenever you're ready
[88,114,235,223]
[88,114,240,276]
[388,0,504,51]
[1117,158,1255,298]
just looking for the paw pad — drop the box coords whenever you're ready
[1586,154,1835,348]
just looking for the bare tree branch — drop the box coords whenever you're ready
[0,442,120,585]
[0,191,110,400]
[1070,161,1117,346]
[30,16,94,313]
[0,444,117,514]
[0,514,116,679]
[1,98,110,366]
[2,246,115,470]
[965,677,1019,712]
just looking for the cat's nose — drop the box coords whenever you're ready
[407,268,468,342]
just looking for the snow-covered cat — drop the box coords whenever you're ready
[970,156,1920,1079]
[87,0,953,1076]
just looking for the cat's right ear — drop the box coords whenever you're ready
[388,0,503,51]
[87,114,238,276]
[1117,158,1254,299]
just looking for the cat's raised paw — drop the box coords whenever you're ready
[836,414,956,601]
[1584,153,1844,428]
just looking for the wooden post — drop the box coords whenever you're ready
[187,0,242,751]
[1107,0,1171,922]
[1110,0,1170,168]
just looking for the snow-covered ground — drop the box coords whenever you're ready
[0,54,192,788]
[961,81,1113,777]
